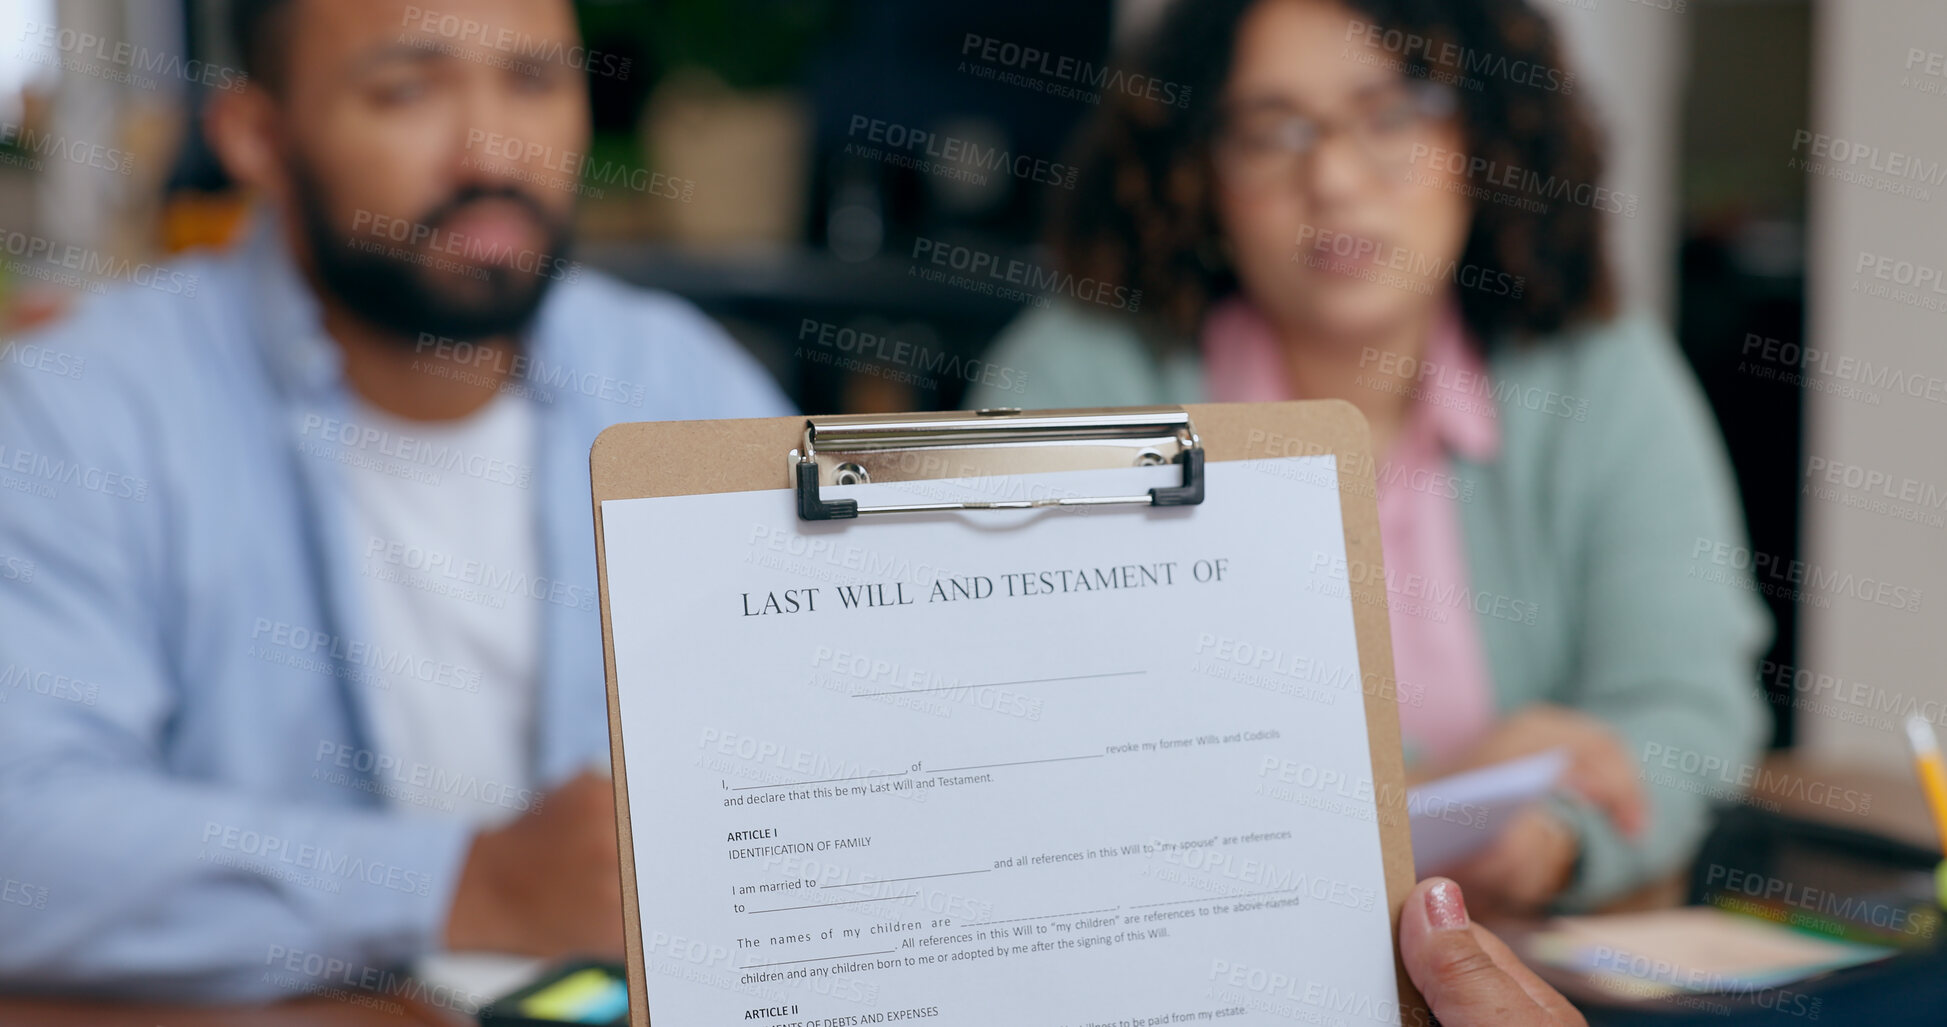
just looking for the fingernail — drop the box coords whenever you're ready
[1425,878,1469,931]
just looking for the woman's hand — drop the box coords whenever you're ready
[1442,704,1648,840]
[1442,806,1579,918]
[1413,704,1646,913]
[1400,877,1587,1026]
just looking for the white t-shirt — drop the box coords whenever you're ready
[342,391,542,827]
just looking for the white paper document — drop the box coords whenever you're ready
[601,458,1404,1026]
[1408,750,1568,875]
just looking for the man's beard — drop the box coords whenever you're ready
[292,168,576,346]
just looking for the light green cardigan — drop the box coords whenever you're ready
[967,302,1773,911]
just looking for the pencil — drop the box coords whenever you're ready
[1902,714,1947,857]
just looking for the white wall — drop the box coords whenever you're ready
[1537,0,1689,322]
[1800,0,1947,769]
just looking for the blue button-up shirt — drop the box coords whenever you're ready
[0,219,793,999]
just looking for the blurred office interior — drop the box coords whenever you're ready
[2,0,1943,768]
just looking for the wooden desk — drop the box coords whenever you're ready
[1572,754,1941,917]
[1505,754,1944,1023]
[0,993,469,1026]
[1750,753,1940,852]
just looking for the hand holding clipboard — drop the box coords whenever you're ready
[591,404,1425,1026]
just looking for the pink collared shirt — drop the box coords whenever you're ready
[1201,298,1500,764]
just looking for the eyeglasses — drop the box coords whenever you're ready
[1212,79,1458,191]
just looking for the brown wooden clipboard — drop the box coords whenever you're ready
[590,401,1425,1026]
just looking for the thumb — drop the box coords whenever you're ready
[1399,878,1554,1025]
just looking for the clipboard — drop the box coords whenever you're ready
[590,401,1424,1026]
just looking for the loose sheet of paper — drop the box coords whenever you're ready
[602,458,1402,1026]
[1409,750,1568,875]
[1529,907,1896,996]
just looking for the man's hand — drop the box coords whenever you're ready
[1400,877,1586,1026]
[444,772,625,957]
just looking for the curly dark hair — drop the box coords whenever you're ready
[1054,0,1617,352]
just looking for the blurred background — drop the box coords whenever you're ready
[0,0,1942,772]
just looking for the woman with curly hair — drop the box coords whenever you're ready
[968,0,1770,916]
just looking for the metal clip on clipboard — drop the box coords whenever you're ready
[791,406,1205,521]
